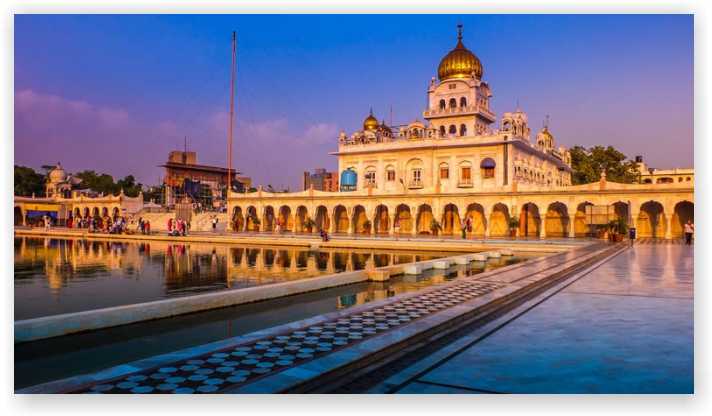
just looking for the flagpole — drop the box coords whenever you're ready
[227,31,236,198]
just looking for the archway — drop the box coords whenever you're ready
[278,206,293,231]
[14,206,23,226]
[232,207,244,232]
[395,204,412,234]
[545,202,569,238]
[263,206,275,232]
[489,203,509,237]
[112,207,120,219]
[333,205,349,234]
[374,205,389,234]
[466,203,487,237]
[74,207,82,219]
[315,206,329,232]
[295,206,309,233]
[519,203,541,237]
[612,201,629,223]
[637,201,665,238]
[245,206,260,231]
[671,201,694,238]
[83,207,90,219]
[574,202,594,237]
[416,204,434,235]
[441,204,460,235]
[352,205,370,234]
[101,207,109,218]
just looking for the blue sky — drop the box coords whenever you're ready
[15,14,693,189]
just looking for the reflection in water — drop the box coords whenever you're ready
[15,256,527,390]
[15,237,452,320]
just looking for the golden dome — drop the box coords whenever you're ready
[363,109,379,131]
[437,25,483,81]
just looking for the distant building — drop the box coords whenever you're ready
[635,156,694,185]
[161,150,251,208]
[303,168,338,191]
[45,163,82,198]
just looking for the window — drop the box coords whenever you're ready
[449,98,457,109]
[365,168,376,186]
[387,169,396,181]
[459,124,467,136]
[448,83,456,90]
[461,167,471,182]
[460,97,467,107]
[449,125,457,135]
[439,164,449,180]
[480,158,496,179]
[439,126,446,137]
[439,99,446,110]
[410,169,422,187]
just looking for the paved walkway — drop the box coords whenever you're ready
[19,243,614,393]
[391,241,693,393]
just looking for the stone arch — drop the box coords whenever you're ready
[611,201,629,223]
[263,206,275,232]
[246,206,260,231]
[463,203,486,236]
[278,205,293,231]
[295,205,309,233]
[439,99,446,110]
[74,207,82,218]
[574,201,594,237]
[637,201,666,238]
[112,207,120,219]
[374,205,390,234]
[449,98,457,109]
[101,207,109,217]
[545,202,569,238]
[519,203,541,237]
[352,205,370,234]
[92,207,100,218]
[394,204,412,234]
[441,203,461,235]
[671,200,694,238]
[333,205,349,234]
[315,205,329,232]
[460,96,467,107]
[232,206,244,232]
[416,204,434,235]
[489,203,509,237]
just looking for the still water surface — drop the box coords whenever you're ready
[15,236,461,320]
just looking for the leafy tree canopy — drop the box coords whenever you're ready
[569,145,640,185]
[74,170,143,197]
[14,165,46,197]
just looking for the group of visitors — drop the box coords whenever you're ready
[167,217,190,237]
[135,217,152,235]
[68,215,129,234]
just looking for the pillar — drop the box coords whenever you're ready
[567,218,575,238]
[540,226,547,239]
[389,213,397,236]
[665,216,673,240]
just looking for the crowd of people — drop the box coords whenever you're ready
[66,215,131,234]
[167,217,190,236]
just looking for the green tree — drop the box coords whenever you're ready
[14,165,45,196]
[116,175,143,197]
[569,145,640,185]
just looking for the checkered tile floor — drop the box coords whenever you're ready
[80,279,504,394]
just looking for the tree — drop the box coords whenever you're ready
[569,145,640,185]
[14,165,45,196]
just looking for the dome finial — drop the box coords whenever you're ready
[457,24,463,41]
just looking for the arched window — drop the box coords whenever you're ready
[439,163,449,180]
[439,99,446,110]
[449,98,457,109]
[364,166,377,186]
[459,124,467,136]
[439,126,446,137]
[480,158,496,179]
[449,125,457,135]
[385,165,396,182]
[460,97,467,108]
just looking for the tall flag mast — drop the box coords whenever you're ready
[227,31,237,195]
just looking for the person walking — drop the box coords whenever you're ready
[212,217,218,232]
[460,217,467,239]
[684,220,694,245]
[145,220,151,235]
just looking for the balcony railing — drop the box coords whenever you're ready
[424,105,479,117]
[458,179,473,188]
[408,181,424,189]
